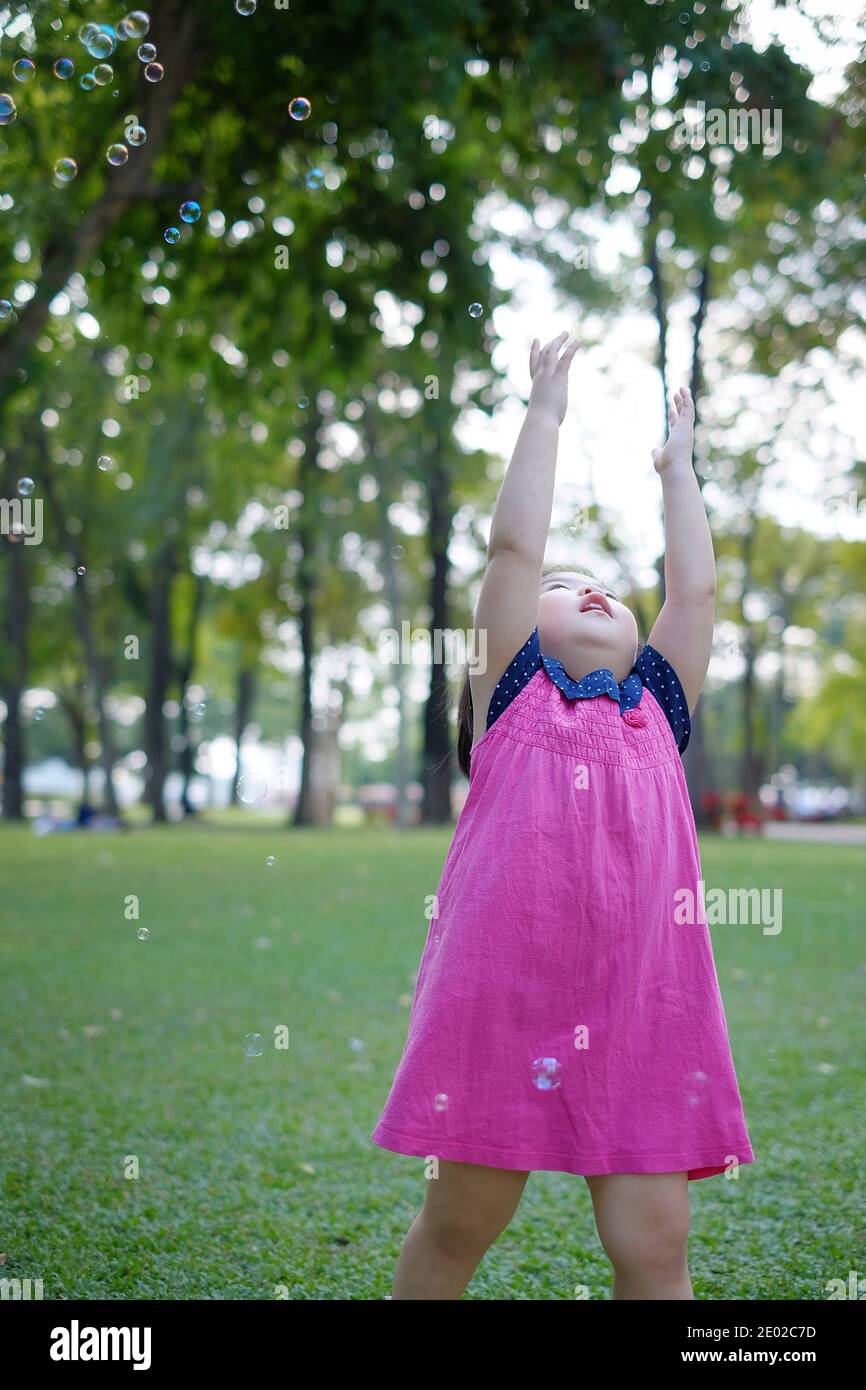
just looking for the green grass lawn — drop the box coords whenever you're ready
[1,825,863,1300]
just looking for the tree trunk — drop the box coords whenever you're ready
[177,574,206,816]
[740,528,761,799]
[292,411,319,827]
[369,423,413,828]
[232,665,257,803]
[144,543,176,822]
[1,508,28,820]
[421,427,453,824]
[647,217,669,610]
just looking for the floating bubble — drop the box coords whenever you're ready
[236,0,257,12]
[683,1069,709,1105]
[143,61,163,83]
[115,19,132,40]
[127,123,147,146]
[700,61,710,72]
[80,73,96,91]
[679,11,690,22]
[106,143,129,166]
[13,59,36,82]
[237,774,267,804]
[468,302,483,318]
[54,158,78,183]
[125,10,151,40]
[0,299,13,319]
[0,93,17,125]
[137,42,156,62]
[53,58,75,80]
[305,167,324,190]
[97,454,113,471]
[137,926,150,940]
[391,545,404,559]
[87,30,116,59]
[243,1033,265,1057]
[33,708,45,721]
[93,63,113,85]
[79,24,100,46]
[531,1056,562,1090]
[433,1092,449,1112]
[76,565,86,576]
[164,226,180,244]
[266,855,276,867]
[288,96,311,121]
[18,476,36,496]
[179,199,201,223]
[297,395,309,409]
[193,701,206,718]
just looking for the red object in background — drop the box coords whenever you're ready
[701,791,723,831]
[729,791,764,832]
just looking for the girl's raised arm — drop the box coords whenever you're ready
[646,386,716,712]
[470,333,579,729]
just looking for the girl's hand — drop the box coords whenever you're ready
[528,332,580,425]
[652,386,695,473]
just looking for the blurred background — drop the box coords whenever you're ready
[1,0,865,834]
[2,0,866,1306]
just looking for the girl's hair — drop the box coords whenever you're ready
[455,565,607,779]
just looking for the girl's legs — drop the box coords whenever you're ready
[585,1171,694,1300]
[391,1159,530,1300]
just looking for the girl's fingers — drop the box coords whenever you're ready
[557,337,581,370]
[529,338,540,378]
[541,330,570,361]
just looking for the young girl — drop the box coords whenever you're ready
[371,332,755,1300]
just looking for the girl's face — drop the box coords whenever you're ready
[538,572,639,683]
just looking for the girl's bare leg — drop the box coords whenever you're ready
[585,1171,694,1300]
[391,1159,530,1300]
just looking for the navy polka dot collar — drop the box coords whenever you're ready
[540,651,644,712]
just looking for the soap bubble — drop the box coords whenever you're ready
[266,855,275,867]
[54,158,78,183]
[80,73,96,91]
[137,42,156,62]
[468,302,483,318]
[17,477,35,496]
[164,226,180,244]
[433,1093,449,1112]
[243,1033,265,1057]
[87,30,116,59]
[179,200,201,223]
[13,59,36,82]
[33,708,45,721]
[97,454,113,471]
[125,11,151,41]
[0,300,13,319]
[236,0,257,12]
[115,19,132,40]
[79,23,100,47]
[93,63,113,85]
[193,702,206,718]
[531,1056,562,1090]
[0,94,17,125]
[53,58,75,79]
[237,774,267,804]
[137,926,150,941]
[143,61,163,82]
[700,61,710,72]
[76,565,86,576]
[305,167,324,190]
[297,395,309,409]
[127,124,147,146]
[107,144,129,166]
[288,96,311,121]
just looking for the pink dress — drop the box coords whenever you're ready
[371,630,756,1181]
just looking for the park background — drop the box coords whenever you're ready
[0,0,864,1300]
